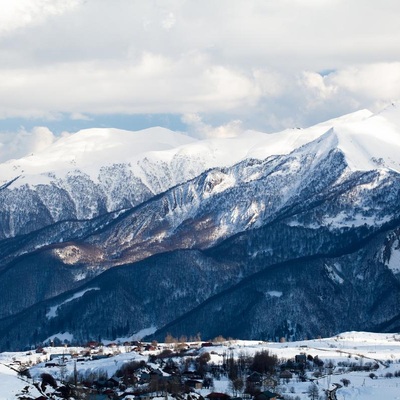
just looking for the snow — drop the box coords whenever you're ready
[266,291,283,297]
[334,115,400,172]
[245,109,372,161]
[1,106,397,194]
[325,263,344,285]
[200,332,400,400]
[203,171,237,197]
[46,287,100,319]
[0,106,399,244]
[102,326,158,345]
[386,241,400,274]
[0,126,196,186]
[322,212,391,229]
[44,331,75,343]
[0,363,42,399]
[2,331,400,399]
[250,106,400,174]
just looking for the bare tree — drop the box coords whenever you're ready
[230,376,244,396]
[307,383,319,400]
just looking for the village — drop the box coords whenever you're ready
[2,332,400,399]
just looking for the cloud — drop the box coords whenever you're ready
[292,63,400,122]
[161,11,176,30]
[0,52,260,118]
[327,63,400,104]
[182,113,243,139]
[1,59,399,135]
[0,127,58,162]
[0,0,82,37]
[0,0,399,135]
[70,112,92,121]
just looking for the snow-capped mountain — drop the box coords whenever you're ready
[0,104,400,349]
[0,108,380,239]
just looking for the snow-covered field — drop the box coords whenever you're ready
[1,331,400,399]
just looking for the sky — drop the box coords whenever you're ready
[0,0,400,162]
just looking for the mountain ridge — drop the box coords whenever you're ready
[0,105,400,349]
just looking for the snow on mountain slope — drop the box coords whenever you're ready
[248,105,400,174]
[246,108,373,160]
[334,105,400,172]
[0,127,196,186]
[0,108,376,190]
[0,106,398,241]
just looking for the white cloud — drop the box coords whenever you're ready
[290,63,400,122]
[161,12,176,30]
[327,63,400,103]
[0,0,398,135]
[0,0,82,37]
[0,53,260,117]
[182,113,243,139]
[0,127,58,162]
[70,112,92,121]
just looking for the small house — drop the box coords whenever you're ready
[263,377,278,388]
[295,354,307,365]
[206,392,231,400]
[255,391,280,400]
[246,371,263,384]
[279,370,293,380]
[186,379,203,389]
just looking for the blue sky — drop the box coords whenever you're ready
[0,0,400,161]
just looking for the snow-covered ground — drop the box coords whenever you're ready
[2,331,400,399]
[0,363,43,399]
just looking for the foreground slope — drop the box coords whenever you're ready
[3,332,400,399]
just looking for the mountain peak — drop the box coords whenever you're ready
[1,105,398,193]
[334,108,400,172]
[286,105,400,173]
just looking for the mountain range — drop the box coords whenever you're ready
[0,104,400,349]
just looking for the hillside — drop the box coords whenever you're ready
[2,332,400,399]
[0,105,400,349]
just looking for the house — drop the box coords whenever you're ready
[206,393,231,400]
[182,371,202,380]
[92,354,111,360]
[279,370,293,380]
[185,379,203,389]
[107,376,121,387]
[49,353,71,361]
[45,359,65,367]
[135,393,155,400]
[86,340,101,348]
[140,368,165,384]
[295,354,307,365]
[263,377,278,388]
[246,371,263,384]
[255,390,280,400]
